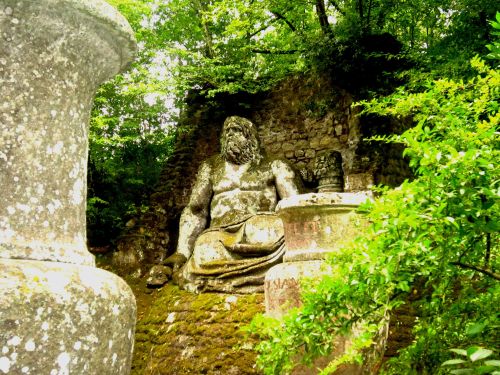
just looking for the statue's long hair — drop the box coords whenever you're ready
[220,116,262,165]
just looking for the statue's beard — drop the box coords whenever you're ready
[221,138,256,165]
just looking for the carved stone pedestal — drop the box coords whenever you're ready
[0,260,136,374]
[264,192,372,374]
[0,1,137,373]
[265,192,371,317]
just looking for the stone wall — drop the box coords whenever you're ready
[251,77,359,187]
[251,76,412,191]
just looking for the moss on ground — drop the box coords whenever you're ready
[96,254,264,374]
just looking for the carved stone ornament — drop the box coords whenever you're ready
[314,150,344,193]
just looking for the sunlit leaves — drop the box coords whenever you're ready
[88,0,178,245]
[248,54,499,374]
[486,13,500,61]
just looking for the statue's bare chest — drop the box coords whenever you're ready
[212,162,274,194]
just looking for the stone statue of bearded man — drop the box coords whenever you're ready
[166,116,300,293]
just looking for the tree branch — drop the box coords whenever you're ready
[192,0,214,59]
[271,11,297,32]
[316,0,333,37]
[327,0,345,16]
[249,22,275,39]
[249,11,296,39]
[450,262,500,281]
[357,0,363,22]
[485,232,491,268]
[250,48,300,54]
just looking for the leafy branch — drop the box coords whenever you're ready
[450,262,500,281]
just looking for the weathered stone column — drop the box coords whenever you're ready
[0,1,137,373]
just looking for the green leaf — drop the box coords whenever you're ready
[442,359,466,365]
[485,360,500,367]
[469,348,493,362]
[466,322,487,335]
[478,367,497,374]
[450,349,468,356]
[450,369,474,375]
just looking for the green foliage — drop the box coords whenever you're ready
[88,79,176,245]
[248,54,499,374]
[146,0,497,97]
[151,0,320,96]
[442,345,500,374]
[487,13,500,61]
[88,0,177,246]
[89,1,498,245]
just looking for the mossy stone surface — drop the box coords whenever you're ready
[130,283,264,374]
[95,252,264,375]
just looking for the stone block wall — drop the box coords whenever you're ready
[250,77,364,190]
[249,76,412,192]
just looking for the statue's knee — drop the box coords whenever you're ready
[192,232,234,264]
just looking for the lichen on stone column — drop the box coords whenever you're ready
[0,1,138,374]
[0,0,135,265]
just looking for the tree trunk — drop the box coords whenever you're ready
[316,0,332,37]
[358,0,364,27]
[366,0,373,33]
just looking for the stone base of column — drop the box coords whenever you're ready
[0,259,136,374]
[264,261,363,375]
[264,260,388,374]
[265,260,325,319]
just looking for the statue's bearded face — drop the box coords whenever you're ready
[221,117,261,165]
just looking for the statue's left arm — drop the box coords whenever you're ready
[272,159,300,199]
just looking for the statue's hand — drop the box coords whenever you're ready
[164,252,187,271]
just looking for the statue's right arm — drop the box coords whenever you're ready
[173,161,213,263]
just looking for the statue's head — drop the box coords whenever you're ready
[220,116,261,165]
